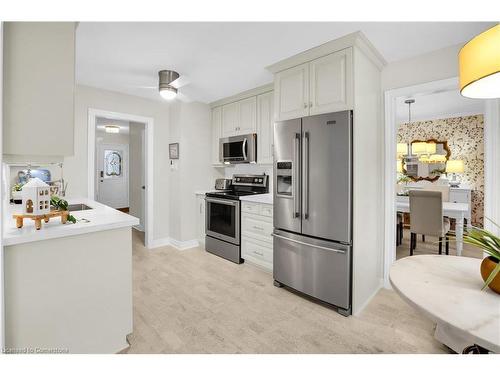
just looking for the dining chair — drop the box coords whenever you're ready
[396,213,404,246]
[409,190,450,256]
[422,185,450,202]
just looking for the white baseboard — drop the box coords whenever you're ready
[169,238,199,250]
[149,237,170,249]
[148,237,199,251]
[353,278,383,316]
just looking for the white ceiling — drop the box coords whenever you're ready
[396,90,484,124]
[76,22,495,103]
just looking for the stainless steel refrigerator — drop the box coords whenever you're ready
[273,110,352,316]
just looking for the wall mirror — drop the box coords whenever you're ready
[402,139,451,182]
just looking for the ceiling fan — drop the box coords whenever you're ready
[133,70,192,102]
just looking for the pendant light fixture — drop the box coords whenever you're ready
[158,70,179,100]
[459,24,500,99]
[403,99,417,159]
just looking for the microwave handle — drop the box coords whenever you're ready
[242,138,247,161]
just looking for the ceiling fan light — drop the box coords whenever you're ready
[459,24,500,99]
[159,86,177,100]
[105,125,120,134]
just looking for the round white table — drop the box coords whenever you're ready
[390,255,500,353]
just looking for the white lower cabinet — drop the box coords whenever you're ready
[196,193,206,246]
[241,201,273,271]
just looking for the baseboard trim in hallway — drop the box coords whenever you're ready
[149,237,199,250]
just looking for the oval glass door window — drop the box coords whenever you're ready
[104,150,123,178]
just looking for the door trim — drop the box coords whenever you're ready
[383,77,499,288]
[88,109,154,249]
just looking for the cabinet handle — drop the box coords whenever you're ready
[253,250,264,256]
[303,103,308,109]
[253,225,264,231]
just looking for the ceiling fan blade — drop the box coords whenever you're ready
[170,75,190,89]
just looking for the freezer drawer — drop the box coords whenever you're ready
[273,230,351,311]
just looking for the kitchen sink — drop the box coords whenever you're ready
[67,203,92,212]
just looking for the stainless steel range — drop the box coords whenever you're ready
[205,174,268,264]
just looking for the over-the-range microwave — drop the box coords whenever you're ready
[219,133,257,164]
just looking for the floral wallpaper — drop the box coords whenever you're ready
[397,114,484,226]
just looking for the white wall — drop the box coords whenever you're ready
[168,101,223,242]
[381,44,461,90]
[64,85,171,241]
[0,21,5,350]
[129,122,145,229]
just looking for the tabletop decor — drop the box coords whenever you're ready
[12,195,77,230]
[461,219,500,294]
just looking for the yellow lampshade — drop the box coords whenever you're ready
[397,143,408,156]
[459,24,500,99]
[412,142,428,155]
[446,160,464,174]
[426,142,436,155]
[397,160,403,173]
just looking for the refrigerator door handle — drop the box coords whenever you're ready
[293,133,301,218]
[271,233,346,254]
[303,131,309,219]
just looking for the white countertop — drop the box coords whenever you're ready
[3,197,140,246]
[239,193,273,205]
[390,255,500,353]
[195,190,211,195]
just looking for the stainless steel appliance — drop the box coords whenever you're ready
[214,178,232,190]
[273,110,353,316]
[205,174,268,264]
[219,134,257,164]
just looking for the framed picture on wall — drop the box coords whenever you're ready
[169,143,179,159]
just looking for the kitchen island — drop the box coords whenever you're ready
[3,198,139,353]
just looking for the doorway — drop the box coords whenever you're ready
[88,109,154,248]
[383,77,499,287]
[95,117,130,211]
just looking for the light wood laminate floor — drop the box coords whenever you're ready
[128,230,450,354]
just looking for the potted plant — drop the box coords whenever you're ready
[461,219,500,294]
[11,183,24,204]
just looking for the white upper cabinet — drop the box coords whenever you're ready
[257,92,274,165]
[273,48,354,121]
[222,96,257,137]
[3,22,76,156]
[237,96,257,134]
[221,101,239,137]
[309,49,353,115]
[211,106,222,165]
[274,63,309,121]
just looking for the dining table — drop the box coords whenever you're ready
[396,198,469,256]
[390,255,500,353]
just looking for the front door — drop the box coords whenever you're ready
[96,143,129,209]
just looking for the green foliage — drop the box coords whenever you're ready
[50,196,76,224]
[397,175,412,184]
[456,218,500,290]
[12,183,24,192]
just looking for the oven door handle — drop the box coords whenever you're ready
[242,138,247,161]
[205,197,238,206]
